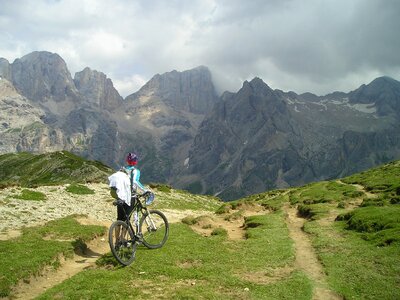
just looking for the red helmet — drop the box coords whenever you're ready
[126,152,138,166]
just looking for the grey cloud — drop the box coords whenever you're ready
[1,0,399,97]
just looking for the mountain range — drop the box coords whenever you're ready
[1,51,399,200]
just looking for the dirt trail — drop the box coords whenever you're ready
[284,204,342,300]
[7,211,204,299]
[11,231,110,300]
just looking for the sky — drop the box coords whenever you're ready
[1,0,400,97]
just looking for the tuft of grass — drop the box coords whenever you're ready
[210,227,228,237]
[14,189,47,201]
[181,216,198,225]
[66,184,95,195]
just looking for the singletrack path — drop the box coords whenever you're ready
[284,204,342,300]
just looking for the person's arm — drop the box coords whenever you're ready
[131,168,147,193]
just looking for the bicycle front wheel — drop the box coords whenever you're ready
[140,210,169,249]
[108,220,137,266]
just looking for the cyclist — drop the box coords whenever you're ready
[109,152,154,220]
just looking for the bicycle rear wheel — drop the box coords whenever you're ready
[108,220,137,266]
[140,210,169,249]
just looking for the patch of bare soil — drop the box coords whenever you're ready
[283,204,342,300]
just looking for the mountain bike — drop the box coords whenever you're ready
[108,192,169,266]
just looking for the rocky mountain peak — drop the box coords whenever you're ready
[128,66,218,114]
[74,67,123,111]
[10,51,79,104]
[349,76,400,116]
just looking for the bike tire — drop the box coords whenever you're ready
[140,210,169,249]
[108,220,137,266]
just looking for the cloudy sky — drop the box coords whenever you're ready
[1,0,400,97]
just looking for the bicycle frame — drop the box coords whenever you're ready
[119,194,149,241]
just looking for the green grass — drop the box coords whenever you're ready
[341,160,400,194]
[304,219,400,299]
[293,160,400,299]
[0,151,112,188]
[289,181,360,205]
[13,189,47,201]
[1,158,399,299]
[0,216,106,297]
[30,211,312,299]
[66,184,95,195]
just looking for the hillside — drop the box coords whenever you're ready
[0,155,398,299]
[0,151,112,188]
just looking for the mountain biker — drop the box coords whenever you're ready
[122,152,149,196]
[121,152,154,223]
[109,152,153,221]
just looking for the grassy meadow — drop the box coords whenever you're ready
[0,152,399,299]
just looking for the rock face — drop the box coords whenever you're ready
[1,51,400,200]
[180,76,400,199]
[130,66,217,114]
[116,66,219,181]
[10,52,80,117]
[74,67,123,111]
[0,52,219,181]
[0,52,120,164]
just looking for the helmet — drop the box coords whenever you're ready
[126,152,138,166]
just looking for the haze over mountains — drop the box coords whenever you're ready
[1,51,399,200]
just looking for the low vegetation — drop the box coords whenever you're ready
[65,184,95,195]
[0,152,399,299]
[0,216,105,297]
[0,151,112,188]
[13,189,47,201]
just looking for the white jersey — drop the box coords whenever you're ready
[108,171,132,205]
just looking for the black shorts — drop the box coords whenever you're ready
[117,202,134,221]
